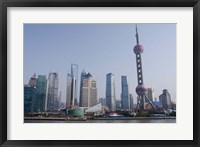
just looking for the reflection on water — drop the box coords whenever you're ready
[24,119,176,123]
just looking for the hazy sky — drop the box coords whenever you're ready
[24,23,176,104]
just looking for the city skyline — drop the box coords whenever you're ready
[24,24,176,104]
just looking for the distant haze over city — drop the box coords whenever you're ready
[24,23,176,104]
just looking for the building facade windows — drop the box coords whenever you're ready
[24,85,36,113]
[106,73,116,111]
[45,72,59,111]
[34,75,47,112]
[80,72,97,107]
[121,76,130,109]
[159,89,172,109]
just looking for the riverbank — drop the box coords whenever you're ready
[24,116,176,121]
[24,118,176,123]
[24,117,86,121]
[94,117,175,120]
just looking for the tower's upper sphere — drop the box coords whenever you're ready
[136,85,148,95]
[133,44,144,54]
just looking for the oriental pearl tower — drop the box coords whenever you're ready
[133,25,155,111]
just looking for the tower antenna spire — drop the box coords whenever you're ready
[135,24,139,45]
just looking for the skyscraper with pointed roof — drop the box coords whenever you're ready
[29,73,37,87]
[159,89,172,109]
[80,72,97,107]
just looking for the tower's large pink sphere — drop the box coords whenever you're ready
[133,44,144,54]
[136,85,148,95]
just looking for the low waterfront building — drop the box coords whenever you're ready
[67,109,84,117]
[85,103,102,113]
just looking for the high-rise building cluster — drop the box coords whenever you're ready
[24,69,136,113]
[66,67,98,109]
[66,64,79,108]
[24,64,99,113]
[24,72,61,113]
[24,69,173,113]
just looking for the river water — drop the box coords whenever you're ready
[25,119,176,123]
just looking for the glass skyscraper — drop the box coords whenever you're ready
[71,64,78,106]
[106,73,116,111]
[34,75,47,112]
[66,73,72,108]
[121,76,130,109]
[79,69,86,107]
[24,84,36,113]
[45,72,59,111]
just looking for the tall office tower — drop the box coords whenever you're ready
[34,75,47,112]
[45,72,59,111]
[66,73,72,109]
[159,89,172,109]
[29,73,37,87]
[148,88,155,102]
[130,94,134,109]
[121,76,130,109]
[90,79,97,107]
[106,73,116,111]
[79,69,87,107]
[24,84,36,113]
[133,25,155,111]
[71,64,78,106]
[99,98,106,106]
[80,73,97,107]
